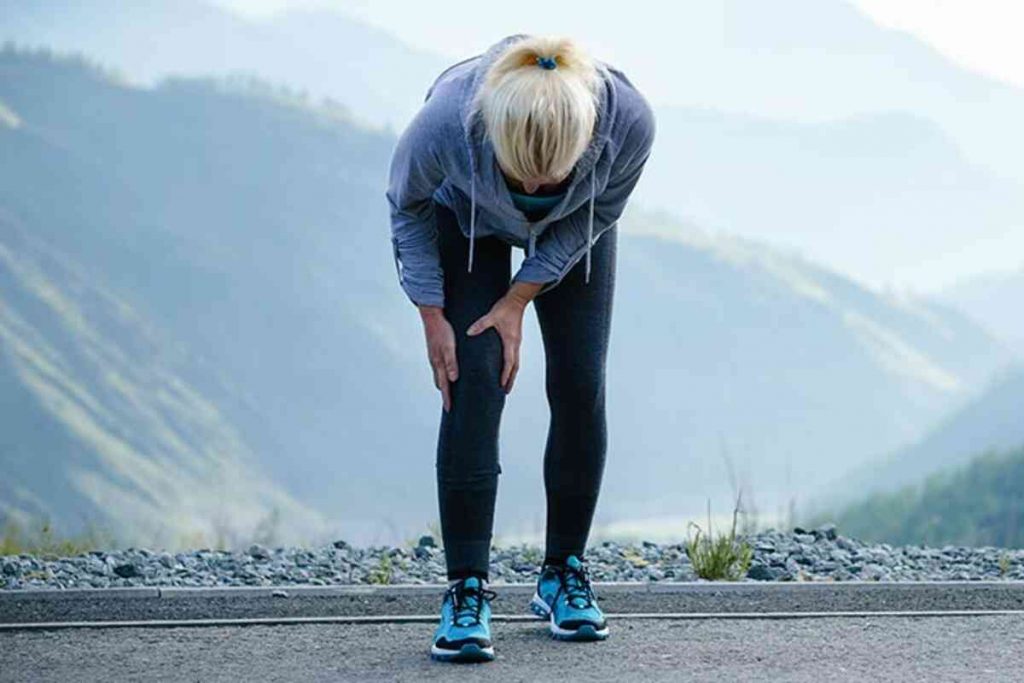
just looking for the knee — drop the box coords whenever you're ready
[545,365,606,414]
[436,463,502,489]
[450,328,506,403]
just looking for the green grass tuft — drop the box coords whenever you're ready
[367,553,394,585]
[685,494,753,581]
[1,517,114,556]
[999,552,1012,577]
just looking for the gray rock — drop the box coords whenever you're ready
[113,563,140,578]
[3,529,1022,589]
[747,564,784,581]
[248,544,271,560]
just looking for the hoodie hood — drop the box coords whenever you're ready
[457,34,618,284]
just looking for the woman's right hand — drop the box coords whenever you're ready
[419,305,458,412]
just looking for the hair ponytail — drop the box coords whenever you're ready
[471,35,601,184]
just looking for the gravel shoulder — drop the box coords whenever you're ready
[4,525,1024,590]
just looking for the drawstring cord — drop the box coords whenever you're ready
[468,165,596,285]
[467,174,476,273]
[585,170,595,284]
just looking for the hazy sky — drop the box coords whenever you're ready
[206,0,1024,293]
[214,0,1024,89]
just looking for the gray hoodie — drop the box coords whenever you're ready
[386,33,656,308]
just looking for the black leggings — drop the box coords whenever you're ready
[434,201,616,581]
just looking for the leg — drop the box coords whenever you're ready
[434,201,512,582]
[533,224,618,565]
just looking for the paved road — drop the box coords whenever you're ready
[3,614,1024,681]
[4,582,1024,681]
[4,580,1024,624]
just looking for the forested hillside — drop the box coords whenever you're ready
[816,444,1024,548]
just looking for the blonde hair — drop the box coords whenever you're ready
[471,35,602,184]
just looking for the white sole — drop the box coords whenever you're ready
[549,618,610,638]
[530,591,609,639]
[529,592,551,617]
[430,642,495,660]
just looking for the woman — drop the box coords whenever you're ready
[386,33,655,663]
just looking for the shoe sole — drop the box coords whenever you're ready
[430,642,495,663]
[529,592,610,641]
[529,593,551,619]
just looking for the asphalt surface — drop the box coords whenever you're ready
[3,615,1024,681]
[3,582,1024,681]
[4,580,1024,624]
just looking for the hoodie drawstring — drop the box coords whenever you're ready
[467,169,597,286]
[585,170,595,284]
[467,174,476,273]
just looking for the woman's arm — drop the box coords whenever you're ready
[511,102,656,294]
[465,280,544,395]
[385,97,449,309]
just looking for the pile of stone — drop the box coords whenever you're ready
[3,524,1022,590]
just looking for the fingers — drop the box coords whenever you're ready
[504,358,519,394]
[440,374,452,413]
[442,342,458,383]
[430,356,451,412]
[461,307,524,396]
[501,342,515,389]
[441,337,457,408]
[466,314,492,336]
[499,326,521,393]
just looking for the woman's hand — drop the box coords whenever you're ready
[419,306,458,412]
[467,282,543,394]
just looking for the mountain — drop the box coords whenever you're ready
[0,46,437,546]
[811,443,1024,548]
[0,0,449,133]
[0,46,1013,544]
[0,217,326,549]
[935,267,1024,356]
[486,0,1024,190]
[6,1,1022,292]
[604,208,1015,521]
[638,106,1024,291]
[806,363,1024,516]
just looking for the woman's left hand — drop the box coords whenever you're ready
[466,293,527,394]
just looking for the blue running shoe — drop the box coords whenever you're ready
[528,554,609,641]
[431,576,497,662]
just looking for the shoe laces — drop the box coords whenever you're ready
[445,579,497,627]
[555,562,596,610]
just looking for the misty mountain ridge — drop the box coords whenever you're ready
[818,441,1024,548]
[0,216,328,548]
[807,362,1024,517]
[0,0,448,133]
[5,0,1023,292]
[935,266,1024,356]
[0,45,1014,546]
[640,105,1024,292]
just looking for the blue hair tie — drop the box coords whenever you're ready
[536,55,558,70]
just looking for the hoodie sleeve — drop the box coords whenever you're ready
[511,103,656,295]
[385,96,449,308]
